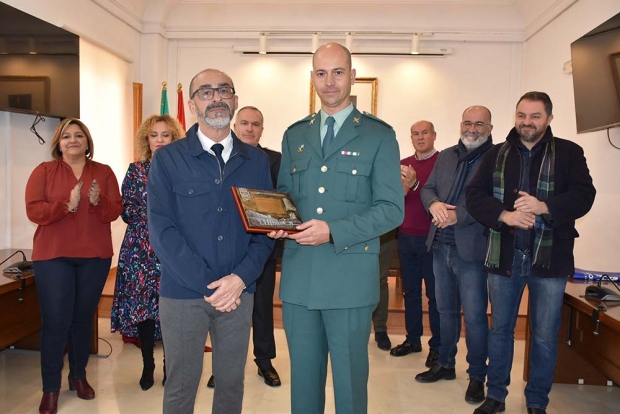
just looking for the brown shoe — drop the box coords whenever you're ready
[39,391,59,414]
[68,377,95,400]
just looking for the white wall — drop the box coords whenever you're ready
[168,39,522,158]
[0,111,57,250]
[522,0,620,270]
[80,39,134,267]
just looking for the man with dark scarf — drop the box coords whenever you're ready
[415,106,493,407]
[466,92,595,414]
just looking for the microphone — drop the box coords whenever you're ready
[1,250,32,275]
[1,250,27,266]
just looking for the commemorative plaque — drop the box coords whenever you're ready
[231,187,302,234]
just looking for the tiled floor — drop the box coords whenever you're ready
[1,319,619,413]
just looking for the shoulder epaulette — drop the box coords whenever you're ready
[361,111,393,129]
[287,112,318,130]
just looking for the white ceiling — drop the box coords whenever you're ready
[93,0,578,41]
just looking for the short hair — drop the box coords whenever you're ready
[517,91,553,116]
[462,106,492,123]
[188,69,235,97]
[313,42,352,70]
[135,114,185,161]
[412,120,436,133]
[50,118,95,161]
[236,106,264,123]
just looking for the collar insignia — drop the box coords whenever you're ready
[353,117,360,124]
[298,144,305,153]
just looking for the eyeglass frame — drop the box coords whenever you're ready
[190,85,236,101]
[461,121,492,130]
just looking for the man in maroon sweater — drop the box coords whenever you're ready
[390,120,441,368]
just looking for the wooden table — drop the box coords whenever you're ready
[0,249,98,353]
[523,279,620,386]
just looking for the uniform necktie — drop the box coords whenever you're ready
[322,116,335,156]
[211,143,225,176]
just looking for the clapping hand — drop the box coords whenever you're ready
[67,181,83,212]
[88,179,100,206]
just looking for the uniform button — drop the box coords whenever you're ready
[316,207,324,214]
[321,165,328,172]
[344,246,348,250]
[364,246,369,251]
[215,178,221,184]
[318,187,325,193]
[293,167,297,173]
[217,235,223,241]
[217,207,223,212]
[188,189,194,195]
[352,169,358,175]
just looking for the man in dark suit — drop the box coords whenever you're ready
[205,105,283,388]
[270,42,404,414]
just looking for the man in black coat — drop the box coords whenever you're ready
[466,92,596,414]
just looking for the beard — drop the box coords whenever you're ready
[197,102,234,129]
[517,124,544,143]
[460,131,490,150]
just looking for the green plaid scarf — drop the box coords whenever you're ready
[485,139,555,269]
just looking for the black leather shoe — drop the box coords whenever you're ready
[425,348,439,368]
[465,378,485,404]
[206,375,215,389]
[473,397,506,414]
[415,363,456,383]
[258,366,281,387]
[527,408,546,414]
[375,331,391,351]
[390,340,422,357]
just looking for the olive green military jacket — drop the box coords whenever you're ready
[277,107,404,309]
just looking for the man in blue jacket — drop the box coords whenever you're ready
[148,69,274,414]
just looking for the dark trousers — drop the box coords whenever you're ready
[252,257,277,369]
[398,233,441,349]
[34,257,111,392]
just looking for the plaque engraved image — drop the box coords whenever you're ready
[231,187,303,234]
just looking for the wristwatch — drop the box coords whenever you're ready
[410,180,420,191]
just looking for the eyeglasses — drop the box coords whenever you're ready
[190,86,235,101]
[461,121,491,130]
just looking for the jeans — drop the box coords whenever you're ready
[433,242,488,381]
[486,249,567,410]
[398,233,440,349]
[34,257,111,392]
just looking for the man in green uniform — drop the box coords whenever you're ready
[270,42,404,413]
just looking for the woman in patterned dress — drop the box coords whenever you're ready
[111,114,184,390]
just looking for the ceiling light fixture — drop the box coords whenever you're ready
[259,33,267,54]
[345,32,353,51]
[312,33,320,53]
[411,34,420,55]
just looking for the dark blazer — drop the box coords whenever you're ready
[466,127,596,278]
[277,108,404,309]
[421,140,491,261]
[259,144,284,259]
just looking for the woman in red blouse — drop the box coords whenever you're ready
[25,118,122,414]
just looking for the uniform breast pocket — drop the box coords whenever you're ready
[289,158,310,200]
[172,181,213,215]
[334,159,372,202]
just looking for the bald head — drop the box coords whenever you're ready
[462,106,492,124]
[313,42,352,70]
[410,120,437,157]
